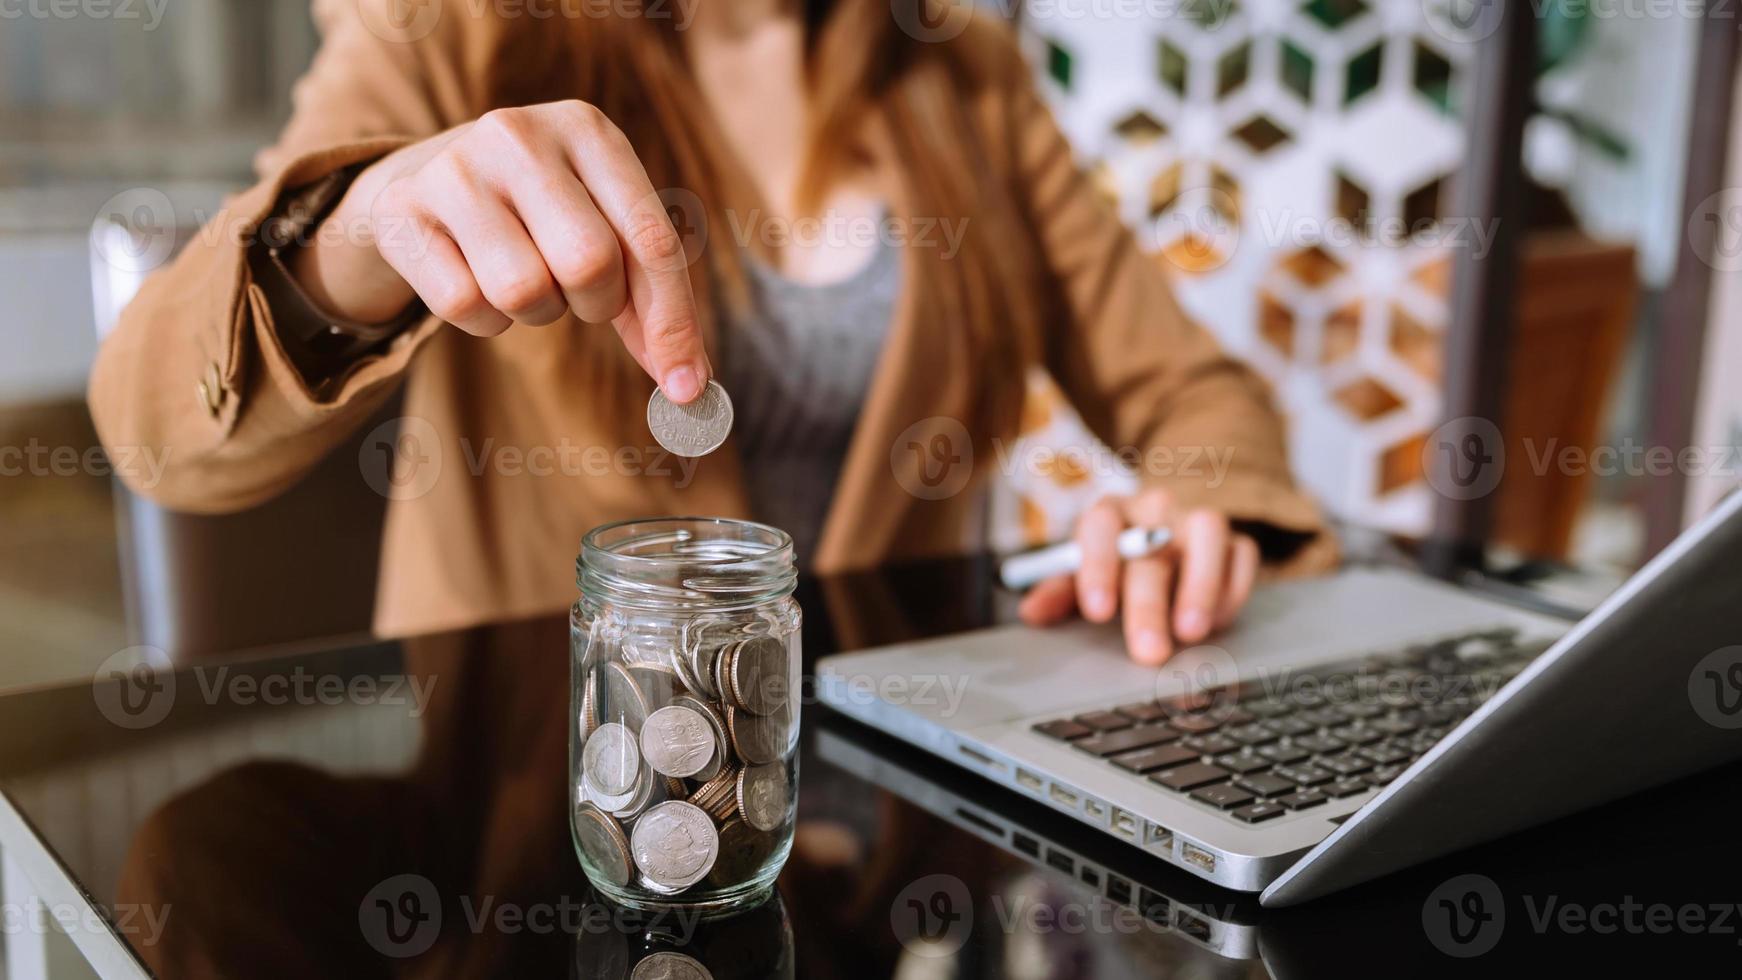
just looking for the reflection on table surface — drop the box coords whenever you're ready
[1,556,1740,977]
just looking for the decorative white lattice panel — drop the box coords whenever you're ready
[995,0,1476,547]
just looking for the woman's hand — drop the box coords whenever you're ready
[296,100,712,402]
[1016,489,1261,665]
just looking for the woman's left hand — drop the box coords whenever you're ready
[1016,488,1261,665]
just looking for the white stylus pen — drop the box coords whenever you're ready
[998,526,1175,590]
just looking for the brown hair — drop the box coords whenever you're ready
[490,0,1044,437]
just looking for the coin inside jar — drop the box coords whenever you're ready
[736,763,788,832]
[640,705,717,778]
[602,662,652,732]
[630,951,715,980]
[646,379,734,458]
[583,722,641,796]
[573,803,634,888]
[725,699,793,766]
[629,801,720,892]
[671,695,728,782]
[728,635,790,716]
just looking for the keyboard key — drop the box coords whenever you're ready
[1329,724,1384,746]
[1073,724,1180,757]
[1232,802,1287,823]
[1191,783,1255,809]
[1234,772,1295,797]
[1032,720,1093,740]
[1357,742,1412,766]
[1420,705,1462,725]
[1291,733,1346,754]
[1277,790,1328,810]
[1325,778,1369,798]
[1242,697,1295,717]
[1272,764,1334,787]
[1210,706,1257,726]
[1336,702,1384,720]
[1149,763,1230,792]
[1317,753,1374,777]
[1074,711,1133,733]
[1167,713,1224,735]
[1257,743,1311,765]
[1370,716,1418,737]
[1116,701,1169,723]
[1262,716,1316,738]
[1180,733,1240,756]
[1161,691,1218,714]
[1213,751,1272,775]
[1109,743,1199,774]
[1369,763,1408,784]
[1227,723,1279,746]
[1298,707,1345,727]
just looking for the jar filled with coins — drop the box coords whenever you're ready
[572,517,800,914]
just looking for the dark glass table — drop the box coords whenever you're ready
[2,556,1739,977]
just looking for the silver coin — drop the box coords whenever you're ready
[611,764,661,819]
[640,705,717,778]
[635,873,687,897]
[574,802,634,888]
[629,801,719,891]
[630,951,715,980]
[583,722,641,796]
[579,667,602,744]
[729,635,790,716]
[726,698,794,766]
[736,763,788,832]
[603,662,652,732]
[672,695,728,781]
[582,769,639,812]
[646,379,734,458]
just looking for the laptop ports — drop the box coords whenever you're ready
[1110,809,1139,839]
[1180,841,1217,874]
[1015,769,1043,792]
[1143,822,1173,851]
[1048,783,1079,808]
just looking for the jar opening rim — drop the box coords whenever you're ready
[581,516,793,565]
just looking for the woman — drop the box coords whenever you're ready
[89,0,1333,661]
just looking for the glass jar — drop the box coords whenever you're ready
[570,518,801,914]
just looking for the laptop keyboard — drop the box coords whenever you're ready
[1030,629,1547,826]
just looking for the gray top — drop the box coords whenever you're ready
[717,236,902,566]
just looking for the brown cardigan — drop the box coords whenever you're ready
[88,0,1335,638]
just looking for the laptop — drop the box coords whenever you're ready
[816,718,1269,962]
[817,490,1742,906]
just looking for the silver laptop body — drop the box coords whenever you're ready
[817,491,1742,905]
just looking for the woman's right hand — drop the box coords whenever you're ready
[298,99,711,403]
